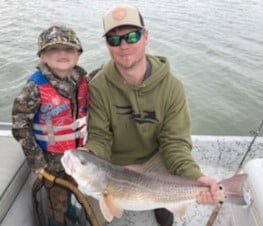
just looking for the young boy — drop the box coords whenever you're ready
[12,25,88,226]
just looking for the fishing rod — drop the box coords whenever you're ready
[206,120,263,226]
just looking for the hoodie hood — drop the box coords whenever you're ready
[102,54,171,94]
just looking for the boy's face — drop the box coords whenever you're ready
[40,44,81,78]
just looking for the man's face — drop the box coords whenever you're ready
[105,26,148,70]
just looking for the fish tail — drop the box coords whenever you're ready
[218,173,248,205]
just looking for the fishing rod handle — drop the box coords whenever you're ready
[206,204,222,226]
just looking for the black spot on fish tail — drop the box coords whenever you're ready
[218,174,248,205]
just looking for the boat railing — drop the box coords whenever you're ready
[0,122,12,136]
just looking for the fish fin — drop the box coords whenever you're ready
[99,198,114,222]
[168,204,187,219]
[125,164,145,173]
[218,173,248,205]
[104,193,123,219]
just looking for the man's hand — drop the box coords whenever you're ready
[196,176,218,204]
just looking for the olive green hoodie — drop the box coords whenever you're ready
[86,54,203,179]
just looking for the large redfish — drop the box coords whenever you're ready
[61,150,247,222]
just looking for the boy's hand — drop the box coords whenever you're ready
[34,166,46,178]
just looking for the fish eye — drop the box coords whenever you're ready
[218,185,223,190]
[79,157,87,165]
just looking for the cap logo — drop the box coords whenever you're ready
[112,7,127,21]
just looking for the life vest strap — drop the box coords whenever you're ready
[34,129,87,143]
[33,116,87,132]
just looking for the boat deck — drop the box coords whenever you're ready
[0,123,34,226]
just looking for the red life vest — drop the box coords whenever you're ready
[29,71,88,153]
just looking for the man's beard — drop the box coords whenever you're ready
[116,55,143,70]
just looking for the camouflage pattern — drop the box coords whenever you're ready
[45,179,68,225]
[12,62,88,175]
[37,25,83,56]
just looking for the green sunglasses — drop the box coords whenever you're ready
[106,30,144,47]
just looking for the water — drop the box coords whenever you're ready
[1,0,263,135]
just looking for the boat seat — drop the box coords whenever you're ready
[0,134,31,223]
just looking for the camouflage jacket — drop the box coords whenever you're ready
[12,63,88,174]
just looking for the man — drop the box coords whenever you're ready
[85,4,217,226]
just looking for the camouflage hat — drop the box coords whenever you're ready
[37,25,83,56]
